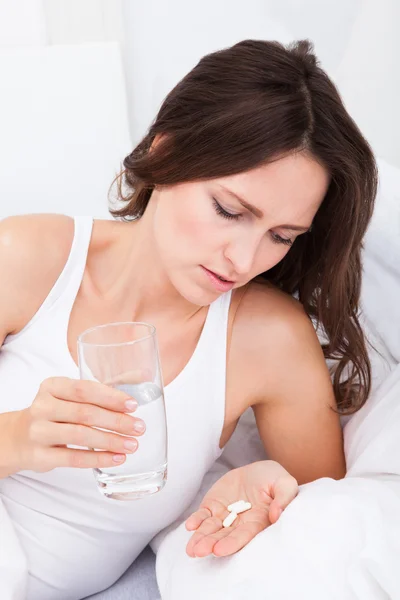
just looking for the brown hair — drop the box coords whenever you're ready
[110,39,378,414]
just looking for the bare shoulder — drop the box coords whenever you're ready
[0,214,74,339]
[227,280,344,483]
[233,279,317,350]
[228,279,325,404]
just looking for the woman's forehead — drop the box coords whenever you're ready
[216,154,329,218]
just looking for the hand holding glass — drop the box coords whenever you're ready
[78,322,168,500]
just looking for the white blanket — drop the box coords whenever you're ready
[153,364,400,599]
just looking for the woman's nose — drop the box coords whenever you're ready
[223,234,261,277]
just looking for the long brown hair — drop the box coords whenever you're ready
[110,39,378,414]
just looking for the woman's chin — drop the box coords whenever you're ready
[177,281,220,307]
[184,290,219,307]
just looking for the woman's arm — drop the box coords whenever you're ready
[228,282,346,484]
[0,214,74,478]
[183,283,345,558]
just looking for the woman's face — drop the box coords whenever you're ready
[152,152,330,306]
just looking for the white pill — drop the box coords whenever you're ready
[223,511,238,528]
[227,500,252,513]
[235,502,252,514]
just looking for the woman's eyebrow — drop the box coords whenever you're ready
[280,223,311,232]
[218,185,311,232]
[218,185,264,218]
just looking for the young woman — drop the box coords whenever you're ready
[0,39,376,599]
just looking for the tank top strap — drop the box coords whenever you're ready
[164,289,233,396]
[199,290,233,459]
[205,289,233,337]
[31,215,93,318]
[4,216,93,343]
[191,290,232,384]
[184,289,232,365]
[52,216,94,310]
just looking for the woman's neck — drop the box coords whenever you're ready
[86,211,202,324]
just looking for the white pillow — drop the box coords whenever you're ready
[361,158,400,365]
[0,43,131,219]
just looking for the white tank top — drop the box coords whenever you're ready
[0,217,230,600]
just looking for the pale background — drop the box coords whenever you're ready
[0,0,399,217]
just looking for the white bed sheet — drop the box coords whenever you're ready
[153,364,400,600]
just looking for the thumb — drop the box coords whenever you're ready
[268,475,298,524]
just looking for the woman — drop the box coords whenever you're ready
[0,39,376,599]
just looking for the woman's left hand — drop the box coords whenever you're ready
[185,460,298,558]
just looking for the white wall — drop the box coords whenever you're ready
[334,0,400,169]
[0,0,47,46]
[0,0,123,47]
[121,0,400,168]
[0,0,399,218]
[0,0,130,218]
[42,0,123,45]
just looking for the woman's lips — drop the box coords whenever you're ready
[201,266,236,292]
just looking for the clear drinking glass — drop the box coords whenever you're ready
[77,322,168,500]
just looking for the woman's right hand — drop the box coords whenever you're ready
[13,377,146,473]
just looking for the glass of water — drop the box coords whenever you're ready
[77,322,168,500]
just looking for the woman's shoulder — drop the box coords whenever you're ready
[228,279,323,402]
[232,278,313,341]
[0,214,75,339]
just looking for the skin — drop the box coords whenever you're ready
[0,150,346,557]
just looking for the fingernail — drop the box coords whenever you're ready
[133,420,146,434]
[125,400,137,412]
[113,454,125,463]
[124,440,138,452]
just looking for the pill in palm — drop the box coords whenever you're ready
[227,500,252,514]
[223,511,238,528]
[235,502,252,514]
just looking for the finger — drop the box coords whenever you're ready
[213,521,265,557]
[40,377,138,413]
[185,507,212,531]
[38,447,127,471]
[185,497,226,532]
[186,515,223,557]
[104,369,153,386]
[189,525,235,558]
[46,399,145,436]
[268,475,298,524]
[31,422,139,455]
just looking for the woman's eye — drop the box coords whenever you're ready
[213,198,241,220]
[271,232,293,247]
[212,197,293,246]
